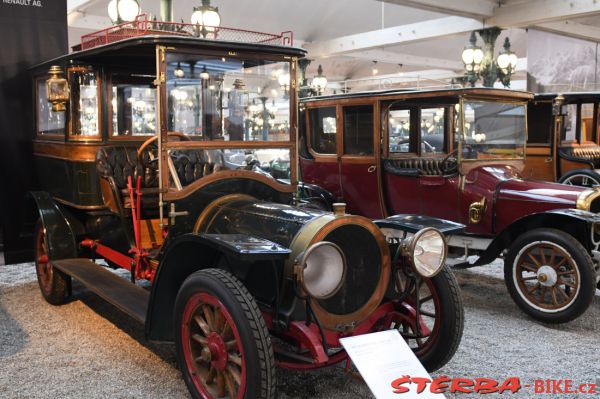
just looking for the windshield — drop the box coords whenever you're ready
[459,100,526,160]
[166,53,291,142]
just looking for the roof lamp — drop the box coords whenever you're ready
[191,0,221,38]
[108,0,140,25]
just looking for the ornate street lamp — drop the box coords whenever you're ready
[191,0,221,38]
[278,72,290,98]
[311,65,328,95]
[461,27,518,88]
[107,0,140,25]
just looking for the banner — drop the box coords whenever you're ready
[0,0,67,263]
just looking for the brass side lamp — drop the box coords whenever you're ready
[46,65,69,112]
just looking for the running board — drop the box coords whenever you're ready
[52,258,149,324]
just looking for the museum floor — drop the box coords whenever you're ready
[0,260,598,399]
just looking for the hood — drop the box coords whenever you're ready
[496,178,586,207]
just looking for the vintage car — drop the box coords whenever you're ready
[29,19,465,399]
[299,87,600,324]
[527,92,600,186]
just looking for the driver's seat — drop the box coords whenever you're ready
[96,146,160,216]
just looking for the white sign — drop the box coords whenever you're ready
[340,330,446,399]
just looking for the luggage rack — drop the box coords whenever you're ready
[79,14,293,51]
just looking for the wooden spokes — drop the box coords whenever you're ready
[186,294,245,399]
[515,242,579,311]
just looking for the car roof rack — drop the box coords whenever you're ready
[78,14,293,51]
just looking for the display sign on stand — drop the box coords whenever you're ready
[340,330,446,399]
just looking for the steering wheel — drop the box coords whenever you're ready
[137,132,191,159]
[440,148,458,174]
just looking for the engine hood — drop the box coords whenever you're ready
[496,178,586,207]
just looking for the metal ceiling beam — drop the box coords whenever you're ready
[534,20,600,42]
[345,49,464,71]
[486,0,600,27]
[376,0,496,18]
[304,16,483,58]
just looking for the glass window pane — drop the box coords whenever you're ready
[343,105,373,155]
[112,84,157,136]
[581,103,595,142]
[70,70,99,136]
[563,104,578,141]
[461,101,526,160]
[389,109,411,153]
[420,107,445,154]
[37,80,66,135]
[309,107,337,154]
[166,55,290,142]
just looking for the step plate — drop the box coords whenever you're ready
[53,258,149,324]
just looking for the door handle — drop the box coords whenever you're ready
[544,157,553,163]
[367,165,376,173]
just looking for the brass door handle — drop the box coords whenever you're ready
[544,158,553,163]
[368,165,376,173]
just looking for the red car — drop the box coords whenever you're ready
[299,87,600,324]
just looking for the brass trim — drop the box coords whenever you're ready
[468,197,487,224]
[576,188,600,211]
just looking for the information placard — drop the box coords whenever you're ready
[340,330,446,399]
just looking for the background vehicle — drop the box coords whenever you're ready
[527,92,600,186]
[29,19,464,399]
[299,87,600,324]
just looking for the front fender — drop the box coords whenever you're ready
[374,214,465,236]
[472,209,600,266]
[29,191,84,260]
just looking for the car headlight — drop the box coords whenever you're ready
[295,241,346,299]
[405,228,446,278]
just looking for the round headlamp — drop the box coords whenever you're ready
[296,241,346,299]
[406,228,447,278]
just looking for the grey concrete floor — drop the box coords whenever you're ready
[0,260,598,399]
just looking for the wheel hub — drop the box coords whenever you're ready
[206,332,228,371]
[537,265,557,287]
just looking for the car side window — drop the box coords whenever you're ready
[563,104,578,141]
[309,107,337,154]
[420,107,446,154]
[389,109,411,153]
[580,103,596,143]
[343,105,374,155]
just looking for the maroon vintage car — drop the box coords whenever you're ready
[299,87,600,324]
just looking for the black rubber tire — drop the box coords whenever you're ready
[558,169,600,187]
[504,228,596,324]
[174,268,276,399]
[33,220,71,305]
[415,266,464,372]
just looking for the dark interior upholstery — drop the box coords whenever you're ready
[383,157,455,176]
[96,146,222,214]
[559,146,600,168]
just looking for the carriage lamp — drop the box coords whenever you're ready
[311,65,328,95]
[191,0,221,38]
[295,241,347,299]
[402,228,447,278]
[107,0,140,25]
[46,66,69,112]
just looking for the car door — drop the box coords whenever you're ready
[339,103,383,218]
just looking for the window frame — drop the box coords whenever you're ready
[341,103,376,157]
[67,66,102,142]
[306,104,340,159]
[35,74,66,141]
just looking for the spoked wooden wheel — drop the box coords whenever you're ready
[514,242,580,312]
[181,292,246,399]
[505,228,596,323]
[175,269,276,399]
[33,220,70,305]
[381,266,464,371]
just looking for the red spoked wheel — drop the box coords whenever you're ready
[175,269,276,399]
[379,265,464,372]
[34,220,70,305]
[181,292,246,399]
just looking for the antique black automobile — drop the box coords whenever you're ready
[29,18,464,399]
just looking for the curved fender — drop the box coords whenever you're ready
[145,233,221,341]
[298,182,336,209]
[29,191,84,260]
[470,209,598,267]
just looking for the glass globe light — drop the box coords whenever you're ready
[108,0,140,24]
[191,0,221,35]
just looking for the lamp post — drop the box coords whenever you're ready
[461,27,518,88]
[191,0,221,38]
[107,0,140,25]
